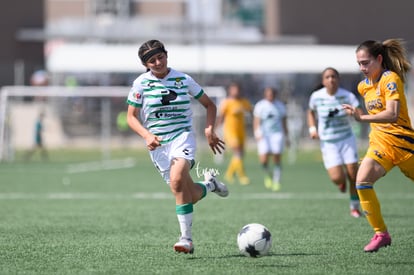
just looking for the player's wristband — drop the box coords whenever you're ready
[308,126,317,135]
[254,128,262,139]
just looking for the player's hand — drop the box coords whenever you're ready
[342,104,354,115]
[205,127,225,154]
[145,134,162,151]
[342,104,361,121]
[308,126,318,139]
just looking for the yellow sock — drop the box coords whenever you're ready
[234,157,247,178]
[357,187,387,233]
[225,157,236,178]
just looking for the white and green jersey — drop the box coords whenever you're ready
[127,68,204,144]
[253,99,286,136]
[308,87,359,142]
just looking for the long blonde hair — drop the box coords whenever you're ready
[356,39,411,82]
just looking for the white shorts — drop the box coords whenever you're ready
[257,132,285,155]
[320,134,358,169]
[149,131,196,184]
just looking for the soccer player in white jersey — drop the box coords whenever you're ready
[307,67,362,218]
[126,40,228,254]
[253,87,289,191]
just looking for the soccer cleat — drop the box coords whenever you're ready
[272,181,281,192]
[239,176,250,185]
[173,237,194,254]
[204,171,229,197]
[364,232,391,252]
[264,176,273,189]
[350,209,362,218]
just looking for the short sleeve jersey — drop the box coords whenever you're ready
[309,87,360,142]
[357,70,414,155]
[253,99,287,136]
[126,68,203,144]
[219,98,252,139]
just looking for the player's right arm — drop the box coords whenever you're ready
[307,109,318,139]
[127,105,161,151]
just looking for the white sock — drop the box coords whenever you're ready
[203,180,215,192]
[273,165,281,183]
[350,199,360,210]
[177,213,193,240]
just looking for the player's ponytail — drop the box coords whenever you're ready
[382,39,411,82]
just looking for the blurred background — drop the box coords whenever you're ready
[1,0,414,161]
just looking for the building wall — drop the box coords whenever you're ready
[0,0,44,86]
[46,0,88,22]
[279,0,414,51]
[138,2,184,16]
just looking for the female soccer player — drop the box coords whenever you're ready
[126,39,228,254]
[343,39,414,252]
[253,87,289,191]
[308,67,362,218]
[216,82,253,185]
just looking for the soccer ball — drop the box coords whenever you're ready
[237,223,272,257]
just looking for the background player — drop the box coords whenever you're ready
[216,82,253,185]
[308,67,362,218]
[253,87,289,191]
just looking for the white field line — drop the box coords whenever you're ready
[0,192,414,200]
[66,158,136,174]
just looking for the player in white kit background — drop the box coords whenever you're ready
[307,67,362,218]
[253,87,289,191]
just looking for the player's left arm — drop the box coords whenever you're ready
[198,93,225,154]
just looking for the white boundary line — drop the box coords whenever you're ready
[66,158,136,174]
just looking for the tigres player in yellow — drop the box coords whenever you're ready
[343,39,414,253]
[217,82,253,185]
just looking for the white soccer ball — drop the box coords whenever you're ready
[237,223,272,257]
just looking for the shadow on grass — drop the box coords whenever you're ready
[182,252,322,269]
[186,251,320,260]
[372,260,414,266]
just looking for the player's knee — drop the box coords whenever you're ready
[330,174,344,184]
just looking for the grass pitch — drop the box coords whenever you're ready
[0,147,413,274]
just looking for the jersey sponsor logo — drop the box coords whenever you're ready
[373,150,383,159]
[328,108,339,117]
[155,112,182,119]
[386,82,397,95]
[160,90,178,105]
[366,98,383,111]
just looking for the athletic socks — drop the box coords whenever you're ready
[176,203,193,240]
[350,194,360,210]
[357,185,387,233]
[273,165,281,183]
